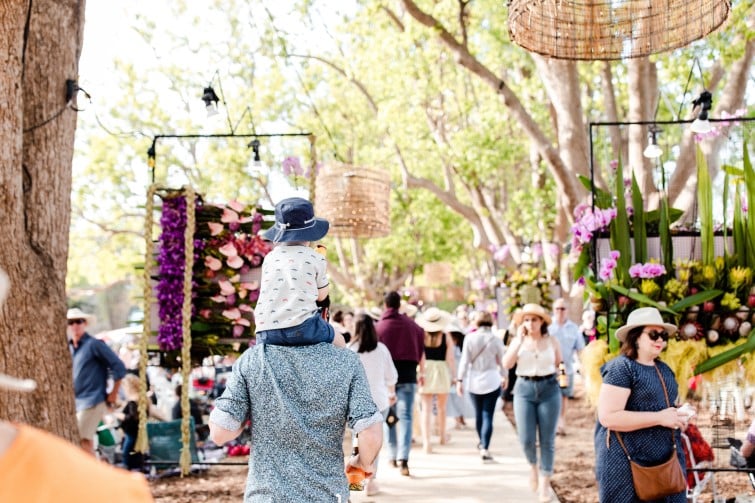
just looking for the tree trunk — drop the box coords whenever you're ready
[627,58,657,196]
[0,0,85,442]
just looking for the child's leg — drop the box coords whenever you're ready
[257,315,335,346]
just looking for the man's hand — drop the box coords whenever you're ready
[346,453,374,478]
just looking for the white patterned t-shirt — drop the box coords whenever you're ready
[254,244,328,331]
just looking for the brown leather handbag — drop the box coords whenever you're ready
[613,364,686,501]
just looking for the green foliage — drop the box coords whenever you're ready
[697,147,714,265]
[609,157,631,287]
[631,173,646,264]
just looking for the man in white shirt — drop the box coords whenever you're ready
[548,298,584,435]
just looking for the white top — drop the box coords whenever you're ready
[254,244,328,331]
[457,327,505,395]
[347,341,398,411]
[515,337,557,377]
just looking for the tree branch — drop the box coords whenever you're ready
[399,0,582,219]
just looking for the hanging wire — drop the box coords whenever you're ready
[262,6,342,162]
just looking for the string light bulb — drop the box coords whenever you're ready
[643,127,663,159]
[690,90,713,134]
[201,86,220,117]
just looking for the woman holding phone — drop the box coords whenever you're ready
[501,303,562,502]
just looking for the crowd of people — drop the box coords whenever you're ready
[1,197,729,503]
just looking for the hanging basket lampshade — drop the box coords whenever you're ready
[507,0,731,60]
[315,163,390,238]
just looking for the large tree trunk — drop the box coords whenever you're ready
[0,0,85,442]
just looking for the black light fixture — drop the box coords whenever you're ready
[201,86,220,117]
[643,126,663,159]
[248,138,261,167]
[690,91,713,134]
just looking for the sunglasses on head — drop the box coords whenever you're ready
[643,330,668,342]
[67,319,86,326]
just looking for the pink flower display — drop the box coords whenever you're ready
[628,262,667,279]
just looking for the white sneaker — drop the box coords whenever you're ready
[480,448,493,461]
[365,479,380,496]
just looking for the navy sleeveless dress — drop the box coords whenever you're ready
[594,355,687,502]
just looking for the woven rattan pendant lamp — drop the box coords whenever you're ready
[508,0,731,60]
[315,163,390,238]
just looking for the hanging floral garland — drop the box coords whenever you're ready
[152,195,273,355]
[156,195,190,350]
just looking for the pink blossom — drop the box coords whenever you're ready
[282,156,303,176]
[205,256,222,271]
[629,263,643,278]
[227,255,244,269]
[218,280,235,296]
[228,274,240,283]
[532,243,543,262]
[742,194,748,214]
[235,318,251,327]
[609,160,619,171]
[304,162,322,179]
[210,295,226,303]
[548,243,560,258]
[232,325,245,337]
[222,308,241,320]
[640,263,666,278]
[599,250,620,280]
[221,208,240,223]
[241,281,259,290]
[199,309,211,319]
[238,304,253,312]
[629,262,666,279]
[493,245,510,263]
[207,222,224,236]
[227,200,245,213]
[218,242,238,257]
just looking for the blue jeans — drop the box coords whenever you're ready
[513,376,561,475]
[121,433,143,470]
[471,388,500,450]
[256,314,334,346]
[385,383,416,461]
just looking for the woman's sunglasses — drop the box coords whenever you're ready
[643,330,669,342]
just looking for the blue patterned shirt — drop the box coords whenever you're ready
[210,343,382,502]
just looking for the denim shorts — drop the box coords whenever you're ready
[256,314,334,346]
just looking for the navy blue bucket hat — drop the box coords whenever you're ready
[261,197,329,243]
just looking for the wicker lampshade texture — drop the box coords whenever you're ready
[315,163,391,238]
[507,0,731,60]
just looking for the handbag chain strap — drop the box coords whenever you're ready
[612,363,676,460]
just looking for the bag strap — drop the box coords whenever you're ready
[611,362,677,459]
[469,335,494,366]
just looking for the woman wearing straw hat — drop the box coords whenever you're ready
[595,307,689,503]
[501,303,562,502]
[416,307,456,454]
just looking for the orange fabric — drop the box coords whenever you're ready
[0,423,153,502]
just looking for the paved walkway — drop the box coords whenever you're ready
[350,407,560,503]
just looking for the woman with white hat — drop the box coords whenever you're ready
[595,307,689,503]
[501,303,562,502]
[416,307,456,454]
